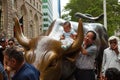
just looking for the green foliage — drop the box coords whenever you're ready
[62,0,120,36]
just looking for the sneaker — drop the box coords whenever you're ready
[61,45,68,50]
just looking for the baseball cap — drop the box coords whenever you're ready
[0,37,6,42]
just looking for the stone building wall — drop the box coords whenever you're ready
[0,0,42,38]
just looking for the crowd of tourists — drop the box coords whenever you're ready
[0,21,120,80]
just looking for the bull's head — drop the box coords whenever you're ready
[13,16,84,80]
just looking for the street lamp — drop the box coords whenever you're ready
[103,0,107,30]
[0,5,1,31]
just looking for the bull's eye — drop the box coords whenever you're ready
[49,59,57,67]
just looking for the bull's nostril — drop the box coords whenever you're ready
[49,59,57,67]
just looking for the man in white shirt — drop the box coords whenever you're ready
[101,36,120,80]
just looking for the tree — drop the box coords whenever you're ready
[62,0,120,36]
[62,0,103,21]
[106,0,120,36]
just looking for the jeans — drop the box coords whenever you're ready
[74,68,95,80]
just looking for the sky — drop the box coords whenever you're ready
[61,0,70,15]
[53,0,70,20]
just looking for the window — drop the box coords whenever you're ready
[30,10,32,17]
[39,5,41,11]
[42,5,48,8]
[43,13,48,16]
[30,0,32,3]
[12,0,17,9]
[30,25,34,38]
[37,2,38,9]
[42,0,47,3]
[33,0,35,6]
[44,24,48,27]
[43,18,48,21]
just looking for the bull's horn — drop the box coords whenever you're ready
[67,19,84,53]
[45,20,56,36]
[13,16,30,49]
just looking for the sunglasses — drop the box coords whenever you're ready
[8,42,13,45]
[110,41,117,44]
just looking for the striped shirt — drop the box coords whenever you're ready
[75,44,97,69]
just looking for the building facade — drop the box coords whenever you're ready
[42,0,53,32]
[0,0,42,38]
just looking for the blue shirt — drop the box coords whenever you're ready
[0,62,8,80]
[12,63,40,80]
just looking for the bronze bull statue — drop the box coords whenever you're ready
[13,16,84,80]
[13,14,108,80]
